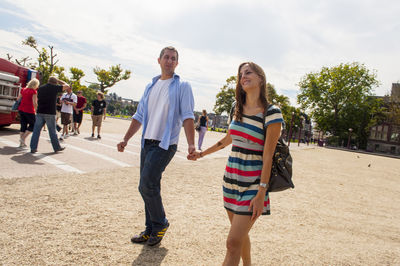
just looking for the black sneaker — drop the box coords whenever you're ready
[147,222,169,246]
[55,147,66,153]
[91,133,94,138]
[97,135,101,139]
[131,231,151,244]
[30,149,37,154]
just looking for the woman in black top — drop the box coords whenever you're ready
[197,109,209,150]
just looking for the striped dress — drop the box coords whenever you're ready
[223,105,284,215]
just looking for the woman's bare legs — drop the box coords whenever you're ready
[223,210,256,266]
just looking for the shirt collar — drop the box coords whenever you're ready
[151,73,180,84]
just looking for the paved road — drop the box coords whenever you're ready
[0,114,231,179]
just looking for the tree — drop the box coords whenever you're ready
[297,62,380,139]
[92,65,131,93]
[22,36,61,83]
[6,53,32,67]
[214,76,236,115]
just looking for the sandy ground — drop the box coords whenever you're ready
[1,130,400,265]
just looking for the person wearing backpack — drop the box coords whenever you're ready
[188,62,284,266]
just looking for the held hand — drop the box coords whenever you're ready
[188,144,195,155]
[187,151,201,161]
[249,193,265,221]
[103,115,106,120]
[117,141,127,152]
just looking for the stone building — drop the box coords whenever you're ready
[366,83,400,155]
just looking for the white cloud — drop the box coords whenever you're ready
[1,0,400,111]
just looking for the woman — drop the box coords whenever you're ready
[17,78,40,148]
[197,109,209,150]
[189,62,284,266]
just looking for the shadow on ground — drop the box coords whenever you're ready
[131,245,168,266]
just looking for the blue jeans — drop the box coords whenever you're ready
[139,139,177,234]
[30,113,62,152]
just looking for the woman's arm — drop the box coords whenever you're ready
[249,122,282,221]
[259,123,282,185]
[188,132,232,160]
[32,94,38,111]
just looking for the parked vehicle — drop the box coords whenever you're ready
[0,58,39,127]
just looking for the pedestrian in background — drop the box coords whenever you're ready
[91,92,106,139]
[73,90,87,135]
[30,76,69,153]
[197,109,209,151]
[59,86,77,140]
[17,78,40,148]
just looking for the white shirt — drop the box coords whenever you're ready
[143,78,172,141]
[60,92,77,114]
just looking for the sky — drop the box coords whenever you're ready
[1,0,399,113]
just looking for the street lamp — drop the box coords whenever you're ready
[347,128,353,149]
[288,112,295,146]
[298,116,303,147]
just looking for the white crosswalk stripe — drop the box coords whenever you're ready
[0,137,85,174]
[41,137,131,167]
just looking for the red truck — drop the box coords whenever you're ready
[0,58,40,127]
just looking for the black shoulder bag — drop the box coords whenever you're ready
[229,102,294,192]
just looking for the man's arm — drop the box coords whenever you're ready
[80,102,87,111]
[179,82,195,154]
[71,96,77,108]
[117,118,142,152]
[57,79,69,91]
[183,118,195,154]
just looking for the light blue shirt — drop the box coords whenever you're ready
[132,73,195,150]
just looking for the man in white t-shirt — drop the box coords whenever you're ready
[59,86,77,140]
[117,46,195,246]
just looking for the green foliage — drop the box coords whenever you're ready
[297,62,380,148]
[214,76,236,115]
[93,65,131,93]
[22,36,61,83]
[266,83,300,127]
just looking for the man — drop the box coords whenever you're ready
[30,76,69,153]
[91,92,106,139]
[59,86,77,140]
[73,91,87,135]
[117,46,195,246]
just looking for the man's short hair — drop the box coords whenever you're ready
[159,46,179,61]
[48,76,58,85]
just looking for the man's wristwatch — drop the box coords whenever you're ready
[259,182,268,189]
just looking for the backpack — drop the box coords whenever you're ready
[229,102,294,192]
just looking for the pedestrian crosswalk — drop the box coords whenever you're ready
[0,129,231,178]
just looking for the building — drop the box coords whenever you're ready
[366,83,400,155]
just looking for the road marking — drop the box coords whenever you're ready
[85,134,187,160]
[68,136,140,156]
[0,137,85,174]
[40,137,131,167]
